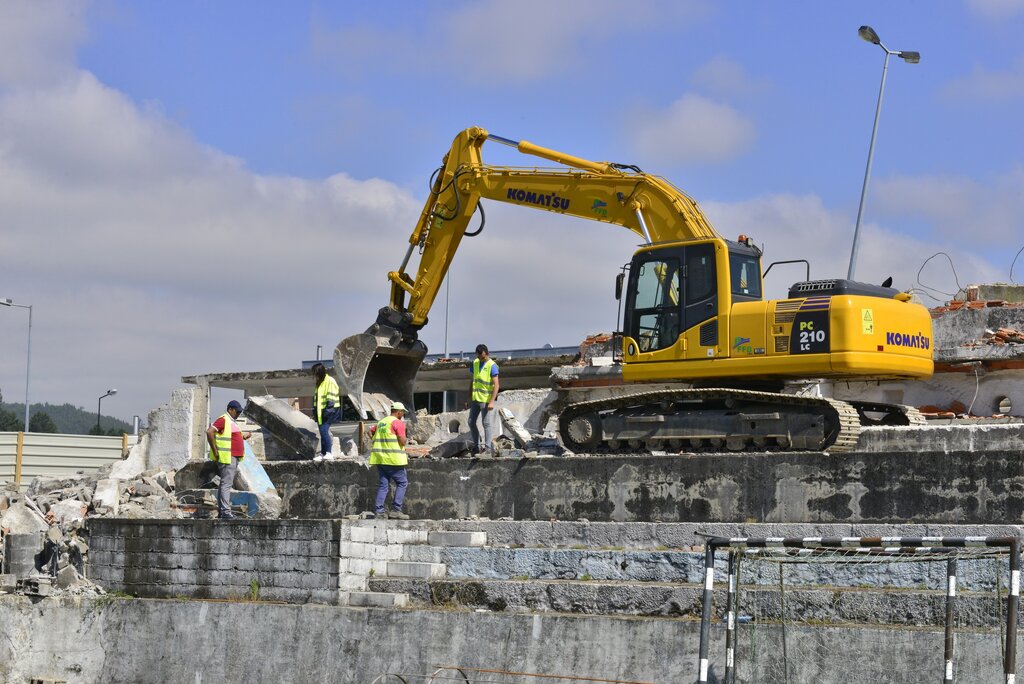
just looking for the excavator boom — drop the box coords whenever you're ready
[335,126,722,418]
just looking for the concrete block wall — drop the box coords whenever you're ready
[86,519,341,604]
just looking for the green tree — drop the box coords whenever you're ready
[29,411,58,433]
[88,424,105,436]
[0,407,20,431]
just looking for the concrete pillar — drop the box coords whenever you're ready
[190,376,211,461]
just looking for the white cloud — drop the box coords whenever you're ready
[966,0,1024,21]
[873,170,1024,245]
[941,56,1024,101]
[691,56,768,97]
[702,194,1001,301]
[629,93,755,165]
[0,0,86,87]
[0,68,422,417]
[312,0,712,85]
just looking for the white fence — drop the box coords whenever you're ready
[0,432,137,491]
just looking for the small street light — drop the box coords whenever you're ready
[97,389,117,433]
[847,26,920,281]
[1,297,33,432]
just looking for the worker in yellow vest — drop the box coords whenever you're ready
[312,362,341,462]
[368,401,410,519]
[205,400,251,519]
[468,344,500,455]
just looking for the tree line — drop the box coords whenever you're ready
[0,390,132,435]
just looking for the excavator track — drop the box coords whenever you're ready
[558,388,866,454]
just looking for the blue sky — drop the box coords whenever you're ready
[1,0,1022,420]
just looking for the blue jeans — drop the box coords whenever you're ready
[375,465,408,514]
[318,407,341,455]
[468,402,494,451]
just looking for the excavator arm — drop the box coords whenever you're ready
[335,126,724,418]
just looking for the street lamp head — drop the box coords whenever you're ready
[859,25,881,45]
[0,298,12,306]
[899,51,921,64]
[108,389,118,396]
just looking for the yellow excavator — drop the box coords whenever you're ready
[334,127,933,452]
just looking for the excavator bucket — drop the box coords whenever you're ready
[333,328,427,420]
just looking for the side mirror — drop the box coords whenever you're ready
[615,273,624,300]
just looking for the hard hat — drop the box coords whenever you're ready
[391,401,406,412]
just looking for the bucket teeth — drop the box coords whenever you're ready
[333,328,426,420]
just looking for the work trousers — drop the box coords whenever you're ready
[468,401,495,452]
[318,406,341,455]
[375,464,408,514]
[217,457,239,518]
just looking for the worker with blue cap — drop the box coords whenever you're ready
[206,399,251,519]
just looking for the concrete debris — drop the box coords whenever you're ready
[0,502,49,535]
[245,395,320,458]
[428,438,475,459]
[497,408,533,448]
[982,327,1024,345]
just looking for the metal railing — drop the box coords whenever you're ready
[0,432,136,491]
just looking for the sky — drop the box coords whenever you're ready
[1,0,1023,422]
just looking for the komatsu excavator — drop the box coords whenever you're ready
[334,127,933,452]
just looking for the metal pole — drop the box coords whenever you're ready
[96,395,102,432]
[943,558,956,684]
[724,553,738,684]
[847,49,892,281]
[1005,539,1020,684]
[697,544,716,683]
[23,304,32,432]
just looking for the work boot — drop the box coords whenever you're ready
[389,510,410,520]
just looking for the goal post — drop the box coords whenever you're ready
[696,536,1021,684]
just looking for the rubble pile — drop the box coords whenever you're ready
[0,487,106,598]
[982,327,1024,345]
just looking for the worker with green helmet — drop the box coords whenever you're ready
[368,401,410,519]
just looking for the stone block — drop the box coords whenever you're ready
[92,478,121,515]
[0,502,47,535]
[345,558,389,576]
[0,574,16,592]
[349,525,376,543]
[497,408,533,448]
[428,437,474,459]
[336,575,365,591]
[386,528,428,545]
[56,564,83,589]
[245,395,320,457]
[386,561,446,579]
[347,591,409,608]
[428,531,486,547]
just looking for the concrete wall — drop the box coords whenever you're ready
[0,596,1016,684]
[237,446,1024,523]
[86,519,341,604]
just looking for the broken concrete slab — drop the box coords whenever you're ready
[497,408,533,448]
[428,438,474,459]
[92,479,121,515]
[144,387,197,471]
[0,502,48,535]
[56,564,82,589]
[48,500,88,525]
[245,395,320,458]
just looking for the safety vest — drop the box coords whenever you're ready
[210,413,241,464]
[369,415,407,466]
[315,375,341,424]
[471,358,497,403]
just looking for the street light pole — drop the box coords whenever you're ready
[847,26,920,281]
[1,298,33,432]
[97,389,117,433]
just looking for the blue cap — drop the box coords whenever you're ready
[227,400,243,412]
